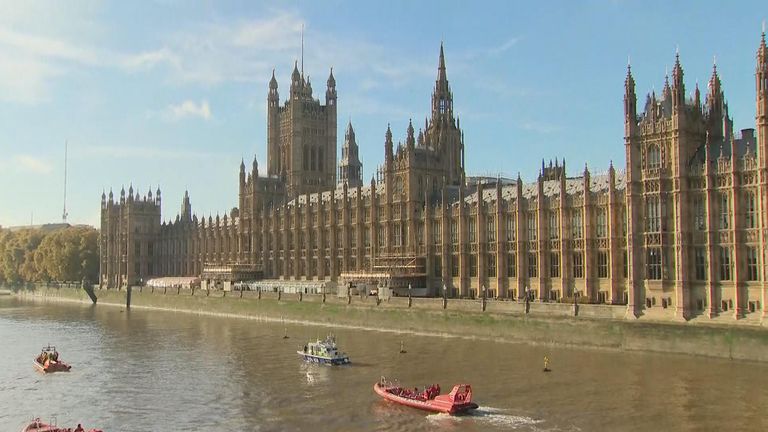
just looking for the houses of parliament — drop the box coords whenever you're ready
[101,32,768,322]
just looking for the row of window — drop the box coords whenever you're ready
[649,246,760,281]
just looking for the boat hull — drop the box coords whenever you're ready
[33,360,71,373]
[21,420,101,432]
[297,352,350,365]
[373,383,478,415]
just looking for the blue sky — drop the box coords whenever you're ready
[0,0,765,227]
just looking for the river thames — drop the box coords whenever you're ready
[1,297,766,431]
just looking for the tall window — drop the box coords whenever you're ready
[646,197,660,232]
[647,248,662,280]
[694,247,707,281]
[487,217,496,242]
[451,220,458,244]
[527,213,537,242]
[506,215,516,242]
[432,221,441,245]
[693,195,706,231]
[571,210,583,239]
[451,256,459,277]
[550,252,560,278]
[487,255,497,277]
[469,255,477,277]
[468,218,476,243]
[746,247,759,281]
[745,191,757,229]
[434,259,442,277]
[719,246,731,281]
[572,252,583,278]
[528,252,538,278]
[549,211,559,240]
[596,209,607,238]
[648,144,661,169]
[507,253,517,278]
[719,193,730,229]
[597,251,609,278]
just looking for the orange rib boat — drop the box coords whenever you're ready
[373,377,478,415]
[33,346,71,373]
[20,418,102,432]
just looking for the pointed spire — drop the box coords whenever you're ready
[327,67,335,88]
[269,68,278,89]
[694,81,701,108]
[438,41,446,79]
[406,119,415,148]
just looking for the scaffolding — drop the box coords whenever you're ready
[340,255,426,297]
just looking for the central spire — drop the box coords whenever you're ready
[432,43,453,122]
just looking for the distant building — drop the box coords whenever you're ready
[101,34,768,322]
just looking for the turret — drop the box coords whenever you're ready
[290,60,301,97]
[239,159,246,186]
[672,51,685,110]
[268,69,279,108]
[326,67,337,106]
[624,63,637,135]
[406,119,415,150]
[385,124,394,167]
[155,187,161,205]
[757,28,768,167]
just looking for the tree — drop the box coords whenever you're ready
[34,227,99,282]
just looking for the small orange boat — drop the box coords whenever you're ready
[373,377,478,415]
[33,346,71,373]
[20,418,102,432]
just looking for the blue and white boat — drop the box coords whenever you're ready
[297,335,351,365]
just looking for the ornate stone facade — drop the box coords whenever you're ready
[101,35,768,322]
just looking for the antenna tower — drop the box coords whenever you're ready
[62,140,68,223]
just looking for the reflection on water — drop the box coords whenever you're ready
[0,297,767,432]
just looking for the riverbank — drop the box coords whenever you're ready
[12,285,768,362]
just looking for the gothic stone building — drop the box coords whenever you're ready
[101,35,768,321]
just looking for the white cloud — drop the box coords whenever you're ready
[12,155,53,174]
[161,100,212,121]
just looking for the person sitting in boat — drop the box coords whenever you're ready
[51,351,59,363]
[74,424,84,432]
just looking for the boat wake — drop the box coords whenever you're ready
[426,406,545,430]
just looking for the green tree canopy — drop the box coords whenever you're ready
[0,226,98,285]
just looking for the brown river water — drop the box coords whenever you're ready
[1,297,766,431]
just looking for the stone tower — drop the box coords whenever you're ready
[266,63,338,197]
[100,185,161,288]
[339,119,362,187]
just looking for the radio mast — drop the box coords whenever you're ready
[62,140,68,223]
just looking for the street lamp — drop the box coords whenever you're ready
[408,283,412,308]
[481,285,487,312]
[442,284,448,309]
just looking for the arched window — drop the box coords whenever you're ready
[647,145,661,169]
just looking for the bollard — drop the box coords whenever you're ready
[299,292,303,302]
[322,292,326,303]
[278,290,282,301]
[126,285,132,309]
[258,289,261,300]
[164,286,167,295]
[240,289,244,298]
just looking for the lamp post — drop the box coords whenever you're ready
[524,286,531,314]
[408,283,412,308]
[481,285,487,312]
[573,288,580,316]
[442,284,448,309]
